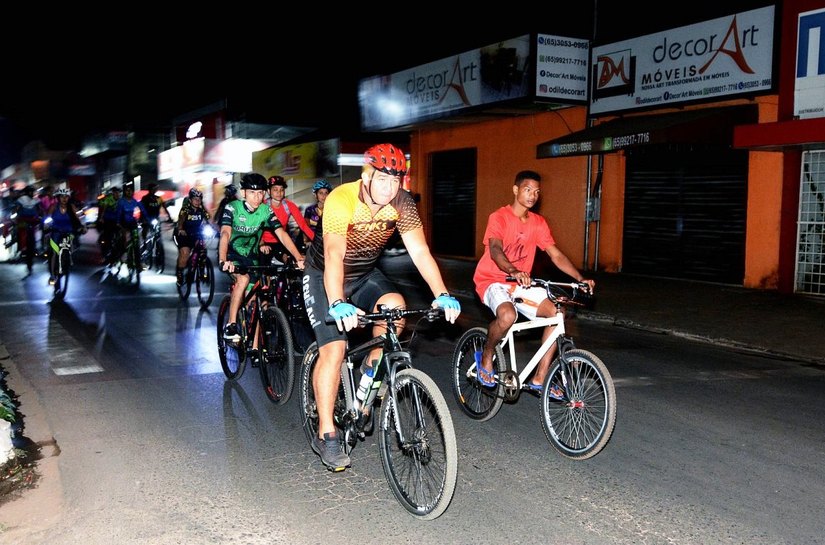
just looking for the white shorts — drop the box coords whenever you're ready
[482,283,548,320]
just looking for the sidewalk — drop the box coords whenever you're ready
[381,254,825,365]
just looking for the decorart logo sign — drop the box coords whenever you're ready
[591,5,775,114]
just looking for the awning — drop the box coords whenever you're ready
[536,105,757,158]
[733,117,825,151]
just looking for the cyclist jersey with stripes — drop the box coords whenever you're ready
[304,179,422,282]
[220,199,284,260]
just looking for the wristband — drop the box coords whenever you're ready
[329,299,344,308]
[438,292,450,298]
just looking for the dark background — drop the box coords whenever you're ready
[0,1,772,161]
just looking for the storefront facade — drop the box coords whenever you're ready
[388,2,823,295]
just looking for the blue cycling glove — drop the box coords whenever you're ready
[434,293,461,324]
[328,300,359,331]
[433,293,461,312]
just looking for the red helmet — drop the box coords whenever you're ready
[364,144,407,176]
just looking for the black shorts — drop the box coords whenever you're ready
[302,265,398,348]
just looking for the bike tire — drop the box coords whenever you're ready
[378,368,458,520]
[195,256,214,309]
[298,343,351,452]
[540,348,616,460]
[450,327,507,422]
[154,240,165,274]
[177,264,192,300]
[217,295,246,380]
[53,249,71,299]
[128,241,141,286]
[258,306,295,404]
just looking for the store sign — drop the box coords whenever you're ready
[535,35,589,100]
[794,7,825,119]
[360,35,548,130]
[591,6,775,115]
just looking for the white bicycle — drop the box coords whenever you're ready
[450,278,616,460]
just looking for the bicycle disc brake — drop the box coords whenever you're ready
[501,370,521,402]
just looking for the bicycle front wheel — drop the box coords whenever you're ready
[195,256,214,308]
[53,249,71,299]
[451,327,507,422]
[541,348,616,460]
[379,368,458,521]
[258,306,295,404]
[127,242,141,286]
[177,264,192,300]
[154,239,165,273]
[217,295,246,380]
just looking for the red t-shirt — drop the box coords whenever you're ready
[473,205,556,300]
[260,199,315,243]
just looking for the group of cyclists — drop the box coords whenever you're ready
[4,183,86,279]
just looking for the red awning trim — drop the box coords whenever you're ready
[733,117,825,151]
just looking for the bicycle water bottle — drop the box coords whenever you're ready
[356,366,374,404]
[363,360,382,406]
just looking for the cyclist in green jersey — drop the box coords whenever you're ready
[218,173,305,344]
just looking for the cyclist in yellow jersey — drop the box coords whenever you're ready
[302,143,461,471]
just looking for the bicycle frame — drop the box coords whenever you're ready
[491,312,570,388]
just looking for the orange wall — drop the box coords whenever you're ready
[411,109,596,269]
[411,96,788,288]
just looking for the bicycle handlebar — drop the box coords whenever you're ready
[504,276,594,307]
[227,262,303,277]
[358,305,444,326]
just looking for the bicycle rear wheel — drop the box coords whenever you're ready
[541,348,616,460]
[195,256,214,309]
[379,368,458,520]
[217,295,246,380]
[298,343,351,451]
[450,327,507,422]
[258,306,295,404]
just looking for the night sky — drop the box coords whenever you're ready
[0,1,772,168]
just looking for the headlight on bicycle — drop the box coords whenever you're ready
[201,224,215,239]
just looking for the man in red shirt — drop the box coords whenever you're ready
[259,176,315,262]
[473,170,595,395]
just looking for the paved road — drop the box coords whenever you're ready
[1,235,824,545]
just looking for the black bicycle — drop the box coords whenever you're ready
[216,264,295,404]
[110,226,142,286]
[268,255,313,357]
[298,304,458,520]
[177,224,215,309]
[140,218,165,274]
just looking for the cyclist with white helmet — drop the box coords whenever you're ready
[302,143,461,471]
[303,179,332,243]
[174,187,211,286]
[44,187,86,285]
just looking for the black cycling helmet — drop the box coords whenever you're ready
[364,143,407,176]
[189,187,203,199]
[225,184,238,197]
[146,183,158,192]
[268,175,287,188]
[312,180,332,193]
[240,173,268,190]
